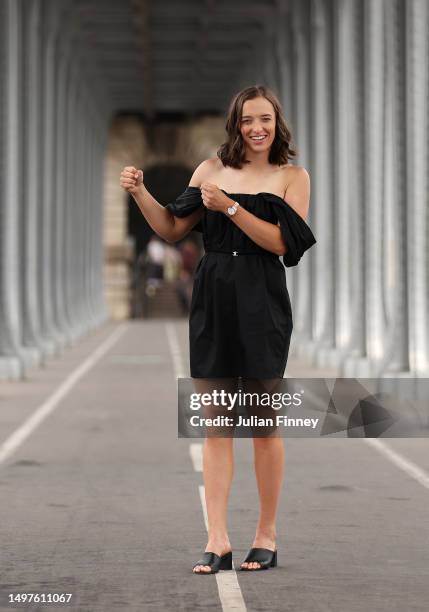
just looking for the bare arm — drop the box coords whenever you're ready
[225,207,286,256]
[131,185,203,243]
[201,167,311,256]
[121,161,213,243]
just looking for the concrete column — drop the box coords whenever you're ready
[40,2,61,353]
[95,131,109,324]
[63,64,78,336]
[0,0,24,379]
[52,42,69,343]
[274,2,293,113]
[67,66,83,339]
[375,0,410,375]
[360,0,386,375]
[331,0,367,374]
[309,0,336,368]
[405,0,429,374]
[21,0,44,367]
[289,0,315,358]
[74,88,86,333]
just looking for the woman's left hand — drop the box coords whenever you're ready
[200,182,230,213]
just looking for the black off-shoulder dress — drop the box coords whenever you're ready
[165,186,316,379]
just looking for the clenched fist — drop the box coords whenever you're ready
[200,181,230,213]
[120,166,144,194]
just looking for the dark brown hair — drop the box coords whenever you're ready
[217,85,297,169]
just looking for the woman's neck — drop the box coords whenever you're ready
[242,148,271,169]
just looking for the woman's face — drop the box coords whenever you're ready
[239,97,276,153]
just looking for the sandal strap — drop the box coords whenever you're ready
[193,551,220,570]
[243,547,275,566]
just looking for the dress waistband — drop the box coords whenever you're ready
[205,249,278,258]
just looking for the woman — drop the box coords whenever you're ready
[120,85,316,574]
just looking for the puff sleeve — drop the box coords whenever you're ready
[269,197,316,267]
[164,186,204,233]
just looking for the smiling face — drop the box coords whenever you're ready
[239,96,276,154]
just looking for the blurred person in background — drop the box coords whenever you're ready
[144,235,166,296]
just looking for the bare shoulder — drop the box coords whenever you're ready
[295,165,310,181]
[188,158,220,187]
[283,164,309,183]
[283,165,311,220]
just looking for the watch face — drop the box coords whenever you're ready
[227,206,236,216]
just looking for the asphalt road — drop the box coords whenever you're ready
[0,320,428,612]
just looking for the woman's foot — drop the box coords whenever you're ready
[193,538,232,573]
[240,530,276,570]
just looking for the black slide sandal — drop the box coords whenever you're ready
[240,547,277,570]
[192,550,233,574]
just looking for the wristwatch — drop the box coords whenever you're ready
[226,201,240,216]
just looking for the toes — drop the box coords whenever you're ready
[241,561,262,570]
[193,564,212,573]
[249,562,260,570]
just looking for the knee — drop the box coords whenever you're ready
[204,436,234,448]
[253,435,282,450]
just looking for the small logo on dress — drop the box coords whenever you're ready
[232,251,238,256]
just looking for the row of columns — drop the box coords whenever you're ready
[0,0,111,379]
[1,0,427,379]
[242,0,428,376]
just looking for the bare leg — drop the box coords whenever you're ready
[192,377,237,573]
[240,378,285,570]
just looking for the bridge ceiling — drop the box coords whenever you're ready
[75,0,283,117]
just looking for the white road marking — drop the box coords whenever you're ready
[0,324,128,465]
[189,442,203,472]
[2,317,427,609]
[199,483,208,528]
[284,384,429,490]
[365,438,429,489]
[166,322,246,611]
[198,478,247,612]
[165,321,186,378]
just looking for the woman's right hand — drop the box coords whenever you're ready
[120,166,144,194]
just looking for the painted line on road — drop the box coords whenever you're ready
[189,442,203,472]
[165,321,187,379]
[166,321,246,612]
[282,382,429,490]
[198,476,247,611]
[0,324,128,466]
[365,438,429,489]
